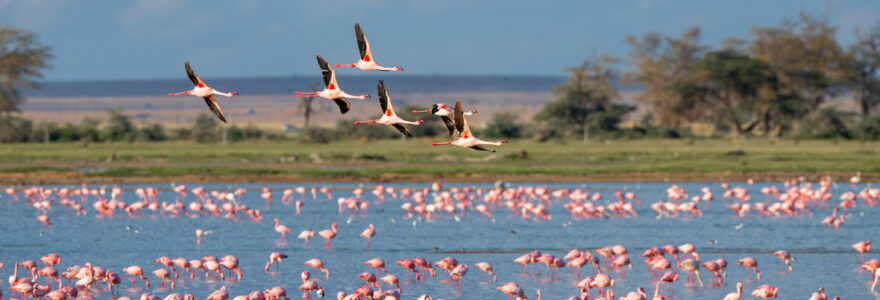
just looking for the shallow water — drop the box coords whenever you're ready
[1,182,878,299]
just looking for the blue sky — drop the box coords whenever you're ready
[1,0,877,81]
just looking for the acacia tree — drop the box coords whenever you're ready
[0,26,52,114]
[534,55,630,141]
[625,27,709,128]
[846,24,880,119]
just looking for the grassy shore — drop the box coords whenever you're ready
[0,138,877,184]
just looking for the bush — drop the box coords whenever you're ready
[298,127,338,143]
[860,114,880,140]
[191,113,219,143]
[482,111,523,139]
[102,109,136,142]
[138,123,167,141]
[0,115,32,142]
[77,118,101,142]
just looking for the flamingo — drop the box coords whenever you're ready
[429,101,508,152]
[265,252,288,272]
[295,55,369,114]
[722,282,742,300]
[497,282,525,300]
[412,103,477,137]
[273,218,292,241]
[122,265,150,288]
[167,62,238,123]
[360,224,375,249]
[737,257,761,280]
[304,259,330,279]
[354,80,424,137]
[853,241,871,263]
[473,262,497,282]
[298,229,315,248]
[207,286,228,300]
[365,258,388,277]
[808,287,826,300]
[771,250,793,272]
[319,222,338,248]
[335,23,402,72]
[750,284,778,299]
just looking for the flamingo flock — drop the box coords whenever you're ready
[0,177,876,299]
[168,23,506,153]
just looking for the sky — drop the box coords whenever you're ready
[1,0,878,81]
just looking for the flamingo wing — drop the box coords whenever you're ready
[470,145,495,152]
[377,80,394,115]
[454,101,473,138]
[391,124,412,137]
[333,97,351,114]
[202,95,228,123]
[316,55,336,89]
[184,61,204,86]
[355,23,371,60]
[440,116,456,138]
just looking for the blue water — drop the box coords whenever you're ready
[1,182,877,299]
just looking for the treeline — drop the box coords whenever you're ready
[531,13,880,141]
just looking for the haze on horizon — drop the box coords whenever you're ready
[2,0,878,81]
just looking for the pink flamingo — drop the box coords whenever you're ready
[473,262,497,282]
[122,265,150,288]
[659,271,678,297]
[429,101,507,152]
[273,218,292,241]
[853,241,871,263]
[750,284,778,299]
[335,23,403,72]
[196,229,204,244]
[167,62,238,123]
[497,282,525,300]
[737,257,761,280]
[360,224,375,249]
[365,258,388,277]
[722,282,742,300]
[295,55,369,114]
[354,80,424,137]
[298,229,315,248]
[304,259,330,279]
[772,250,793,272]
[319,222,338,248]
[412,103,477,138]
[265,252,288,272]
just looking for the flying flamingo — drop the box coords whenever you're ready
[334,23,402,72]
[319,222,338,248]
[298,229,315,248]
[167,62,238,123]
[412,103,477,137]
[265,252,288,272]
[354,80,424,137]
[295,55,369,114]
[360,224,375,249]
[429,101,508,152]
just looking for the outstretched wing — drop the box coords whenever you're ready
[454,101,465,134]
[185,61,204,86]
[333,97,351,114]
[440,116,456,138]
[470,145,495,152]
[391,124,412,137]
[203,95,227,123]
[377,80,393,115]
[316,55,335,88]
[355,23,371,60]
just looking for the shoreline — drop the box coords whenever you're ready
[0,171,875,186]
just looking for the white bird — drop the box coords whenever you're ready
[430,101,507,152]
[168,62,238,123]
[335,23,402,72]
[296,55,370,114]
[412,103,477,137]
[354,80,423,137]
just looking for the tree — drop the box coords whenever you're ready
[103,109,135,141]
[296,82,323,129]
[534,56,631,141]
[0,26,52,114]
[625,27,709,127]
[846,24,880,119]
[483,111,523,139]
[690,50,779,134]
[749,12,847,113]
[192,113,219,143]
